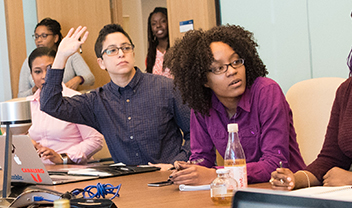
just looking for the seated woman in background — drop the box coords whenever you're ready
[270,50,352,190]
[27,47,103,164]
[145,7,172,78]
[18,17,95,97]
[167,25,306,185]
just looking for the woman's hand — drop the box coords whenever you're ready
[270,168,295,190]
[148,162,173,171]
[323,167,352,186]
[36,146,63,164]
[169,161,217,185]
[65,76,82,90]
[52,26,88,69]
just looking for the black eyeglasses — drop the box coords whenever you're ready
[32,33,54,40]
[209,59,245,75]
[101,44,134,57]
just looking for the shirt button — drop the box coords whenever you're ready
[126,99,130,103]
[136,153,139,156]
[130,136,133,139]
[128,117,131,120]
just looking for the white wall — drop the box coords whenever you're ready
[0,0,12,102]
[122,0,145,71]
[220,0,352,93]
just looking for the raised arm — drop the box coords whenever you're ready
[40,27,98,129]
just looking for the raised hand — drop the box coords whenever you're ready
[52,26,89,69]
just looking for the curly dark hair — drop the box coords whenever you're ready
[35,18,63,49]
[165,24,268,116]
[146,7,169,73]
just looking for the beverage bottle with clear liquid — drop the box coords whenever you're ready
[224,123,248,188]
[210,168,238,205]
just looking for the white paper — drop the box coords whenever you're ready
[288,186,352,202]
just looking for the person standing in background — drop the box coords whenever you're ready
[146,7,172,78]
[18,18,95,97]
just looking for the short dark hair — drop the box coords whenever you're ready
[94,24,134,58]
[28,47,56,72]
[166,24,268,116]
[35,18,63,48]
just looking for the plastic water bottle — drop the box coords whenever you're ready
[210,168,238,205]
[224,123,247,188]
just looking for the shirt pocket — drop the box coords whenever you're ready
[238,126,259,157]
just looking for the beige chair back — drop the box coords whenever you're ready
[92,139,111,160]
[286,77,345,165]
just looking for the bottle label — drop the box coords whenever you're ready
[211,186,227,197]
[225,165,247,188]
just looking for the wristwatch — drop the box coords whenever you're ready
[60,153,69,164]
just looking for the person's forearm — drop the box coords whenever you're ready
[52,51,70,69]
[294,170,321,189]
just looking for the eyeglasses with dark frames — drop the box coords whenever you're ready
[209,58,245,75]
[101,44,134,57]
[32,33,54,40]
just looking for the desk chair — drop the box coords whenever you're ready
[92,139,112,160]
[285,77,346,165]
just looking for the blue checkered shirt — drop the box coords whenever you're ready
[40,67,191,165]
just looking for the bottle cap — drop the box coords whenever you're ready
[216,168,230,174]
[54,199,70,208]
[227,123,238,132]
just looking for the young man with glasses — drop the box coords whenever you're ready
[40,24,191,169]
[166,25,305,185]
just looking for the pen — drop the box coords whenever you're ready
[279,161,284,184]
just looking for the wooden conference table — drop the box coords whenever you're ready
[2,164,271,208]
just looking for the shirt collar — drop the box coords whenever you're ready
[211,86,252,114]
[108,67,142,95]
[27,88,41,102]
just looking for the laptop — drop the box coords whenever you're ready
[1,135,161,185]
[0,135,98,185]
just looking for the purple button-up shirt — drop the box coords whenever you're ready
[190,77,306,183]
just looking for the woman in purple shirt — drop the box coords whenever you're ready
[167,25,305,185]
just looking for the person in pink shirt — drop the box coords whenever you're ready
[27,47,103,165]
[145,7,172,78]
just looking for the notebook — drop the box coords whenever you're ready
[0,135,98,185]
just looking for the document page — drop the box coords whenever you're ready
[289,186,352,202]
